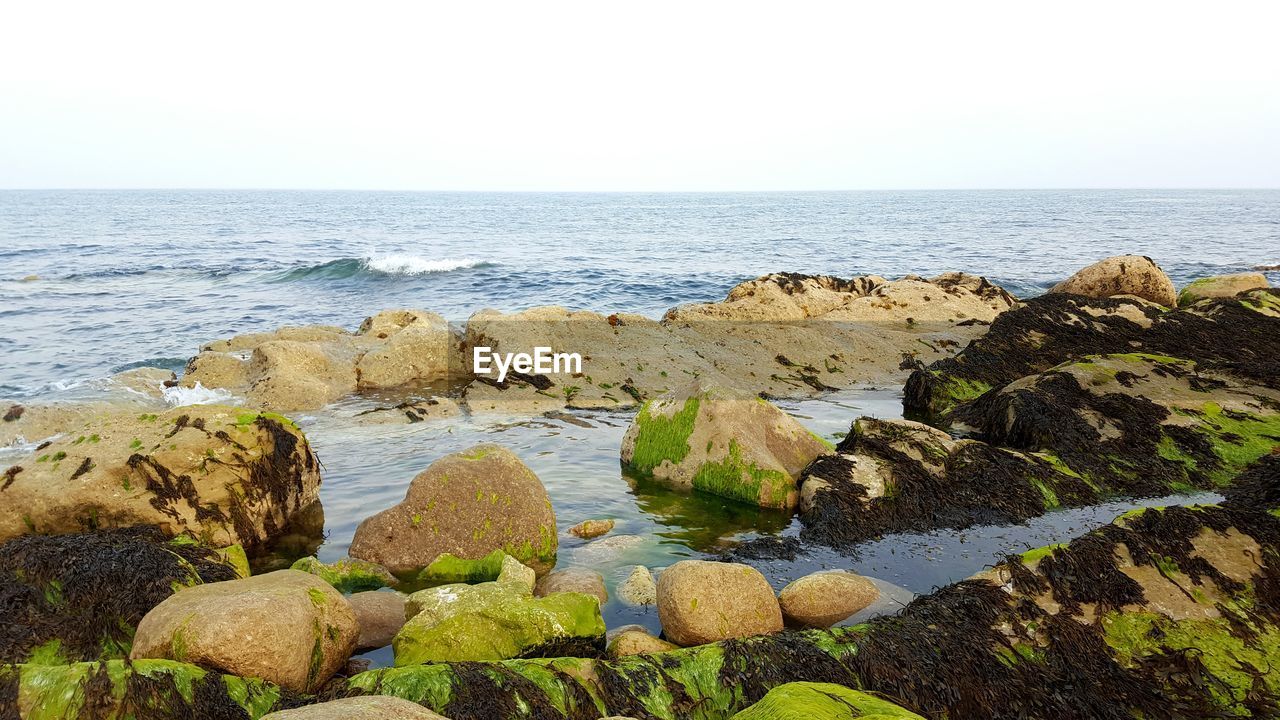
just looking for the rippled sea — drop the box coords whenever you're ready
[0,189,1269,662]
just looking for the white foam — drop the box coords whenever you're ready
[162,382,236,407]
[365,254,485,275]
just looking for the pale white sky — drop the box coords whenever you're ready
[2,1,1278,190]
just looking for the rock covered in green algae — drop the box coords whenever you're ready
[4,659,282,720]
[620,379,829,509]
[606,627,678,658]
[1049,254,1178,307]
[656,560,783,647]
[729,682,924,719]
[1178,271,1270,306]
[290,556,399,593]
[262,695,448,719]
[395,579,605,665]
[129,569,358,693]
[904,288,1280,420]
[0,405,321,551]
[349,444,558,575]
[0,527,245,665]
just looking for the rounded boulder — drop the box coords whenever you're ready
[778,570,880,628]
[656,560,782,646]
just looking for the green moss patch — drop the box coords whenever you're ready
[625,397,700,476]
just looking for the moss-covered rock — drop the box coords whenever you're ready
[904,289,1280,421]
[350,445,557,575]
[1048,254,1178,307]
[1178,272,1270,306]
[621,380,828,509]
[290,556,398,593]
[129,569,358,693]
[730,682,924,719]
[0,527,243,665]
[0,405,321,551]
[396,580,605,665]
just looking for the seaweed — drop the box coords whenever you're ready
[2,405,22,422]
[1,466,20,492]
[0,527,239,664]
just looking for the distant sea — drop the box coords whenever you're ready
[2,189,1277,398]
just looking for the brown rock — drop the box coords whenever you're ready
[349,444,557,574]
[355,310,458,390]
[568,518,615,539]
[260,696,447,719]
[777,570,880,628]
[607,628,679,657]
[1177,272,1270,306]
[0,406,321,549]
[535,568,608,605]
[247,340,359,411]
[1050,255,1177,307]
[348,591,407,650]
[656,560,782,646]
[130,570,358,693]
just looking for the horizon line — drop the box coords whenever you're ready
[2,186,1279,193]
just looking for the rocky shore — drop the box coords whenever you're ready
[1,256,1277,719]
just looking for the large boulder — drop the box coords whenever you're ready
[777,571,879,629]
[247,340,359,410]
[1177,272,1269,306]
[730,682,925,719]
[620,380,829,509]
[1049,255,1177,307]
[348,591,407,650]
[396,580,605,664]
[130,569,358,693]
[0,528,245,664]
[349,445,557,574]
[0,406,321,550]
[656,560,783,646]
[354,310,458,390]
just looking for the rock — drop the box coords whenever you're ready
[182,351,251,391]
[0,527,244,664]
[261,696,447,720]
[354,310,457,390]
[617,565,657,606]
[350,444,557,575]
[247,340,359,411]
[20,274,39,282]
[110,367,178,400]
[777,571,880,628]
[568,533,648,565]
[348,591,407,650]
[730,681,925,719]
[656,560,783,646]
[535,568,607,605]
[1049,255,1177,307]
[0,406,321,549]
[904,289,1280,420]
[568,518,615,539]
[395,580,605,664]
[620,379,829,509]
[350,397,461,425]
[290,556,398,593]
[130,569,358,693]
[607,628,678,658]
[1177,272,1269,306]
[497,554,537,592]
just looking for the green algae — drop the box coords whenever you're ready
[730,681,925,719]
[1171,401,1280,484]
[290,556,395,592]
[691,439,794,509]
[417,549,508,585]
[625,396,701,476]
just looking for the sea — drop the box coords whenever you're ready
[1,189,1274,662]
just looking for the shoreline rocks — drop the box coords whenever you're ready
[0,406,321,550]
[349,444,557,575]
[777,570,880,629]
[656,560,783,646]
[1177,271,1270,306]
[1049,254,1177,307]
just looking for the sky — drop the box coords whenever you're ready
[1,1,1278,191]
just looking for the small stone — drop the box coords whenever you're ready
[497,554,537,592]
[778,570,879,628]
[535,568,608,606]
[568,518,615,539]
[617,566,657,606]
[607,628,679,658]
[348,590,407,650]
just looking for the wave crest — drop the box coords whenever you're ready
[273,255,491,281]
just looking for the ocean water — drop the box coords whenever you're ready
[2,189,1278,397]
[0,189,1270,662]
